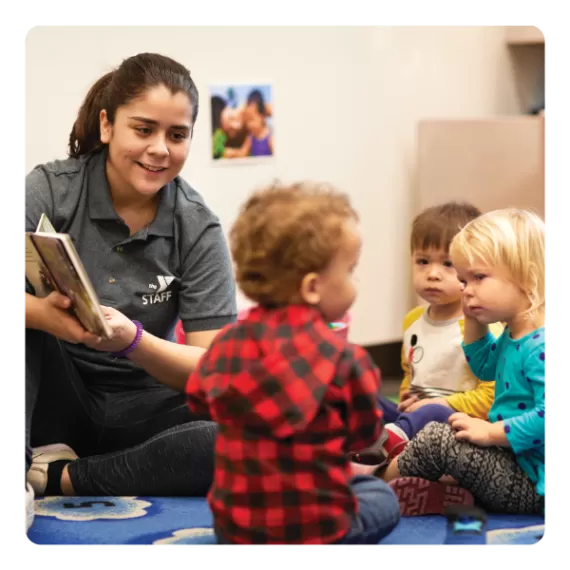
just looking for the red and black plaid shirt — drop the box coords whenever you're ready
[185,304,383,544]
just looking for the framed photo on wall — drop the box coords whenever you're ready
[209,84,274,161]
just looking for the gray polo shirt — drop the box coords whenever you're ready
[26,148,237,389]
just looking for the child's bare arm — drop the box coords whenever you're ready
[224,136,252,158]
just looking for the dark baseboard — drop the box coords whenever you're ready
[363,341,402,378]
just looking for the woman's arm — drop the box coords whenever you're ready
[128,331,207,392]
[124,209,236,391]
[128,328,225,391]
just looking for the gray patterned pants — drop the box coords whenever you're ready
[397,422,544,514]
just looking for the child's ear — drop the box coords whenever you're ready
[299,273,321,305]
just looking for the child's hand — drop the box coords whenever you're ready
[400,390,412,401]
[83,305,138,353]
[397,393,418,412]
[461,294,478,320]
[449,412,494,446]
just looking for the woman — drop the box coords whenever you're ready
[25,53,237,520]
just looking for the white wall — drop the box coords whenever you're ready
[26,26,522,345]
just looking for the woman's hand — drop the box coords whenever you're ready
[29,291,102,345]
[83,306,137,353]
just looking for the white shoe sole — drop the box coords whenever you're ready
[32,443,78,462]
[27,443,79,496]
[26,482,35,532]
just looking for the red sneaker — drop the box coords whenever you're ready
[389,477,475,516]
[383,424,409,460]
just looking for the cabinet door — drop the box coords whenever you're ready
[417,117,544,217]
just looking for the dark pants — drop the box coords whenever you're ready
[215,476,401,544]
[398,422,544,514]
[26,329,216,496]
[377,395,454,439]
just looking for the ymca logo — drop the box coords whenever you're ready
[143,275,175,305]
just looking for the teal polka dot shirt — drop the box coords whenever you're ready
[463,327,545,496]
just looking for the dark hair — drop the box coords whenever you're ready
[246,89,266,116]
[411,201,482,253]
[211,95,227,132]
[68,53,199,158]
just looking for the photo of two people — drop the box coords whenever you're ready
[209,84,274,160]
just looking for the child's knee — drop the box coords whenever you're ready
[419,420,451,441]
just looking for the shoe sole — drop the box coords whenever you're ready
[27,444,79,496]
[32,443,78,462]
[389,476,474,516]
[26,483,35,532]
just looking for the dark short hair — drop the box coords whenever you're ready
[411,202,482,253]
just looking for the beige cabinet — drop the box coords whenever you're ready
[505,26,544,45]
[417,116,544,217]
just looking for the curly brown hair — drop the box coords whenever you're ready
[411,201,482,254]
[230,182,358,307]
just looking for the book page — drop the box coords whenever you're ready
[36,213,57,233]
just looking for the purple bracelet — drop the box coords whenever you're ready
[112,320,144,358]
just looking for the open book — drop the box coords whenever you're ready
[25,214,112,339]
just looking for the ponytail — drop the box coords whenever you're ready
[68,71,114,158]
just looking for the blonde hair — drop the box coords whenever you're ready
[230,181,358,307]
[450,208,545,319]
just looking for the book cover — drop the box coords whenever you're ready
[26,215,112,339]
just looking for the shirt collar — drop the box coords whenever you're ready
[246,304,325,328]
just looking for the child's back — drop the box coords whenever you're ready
[187,304,382,544]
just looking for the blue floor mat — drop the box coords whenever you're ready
[27,496,545,545]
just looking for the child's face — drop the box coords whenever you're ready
[220,107,244,137]
[455,259,530,325]
[315,221,361,323]
[412,247,462,308]
[245,103,265,136]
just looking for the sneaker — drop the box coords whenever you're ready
[389,476,475,516]
[26,482,35,532]
[349,424,409,469]
[383,423,409,459]
[26,443,78,496]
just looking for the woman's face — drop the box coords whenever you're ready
[220,106,244,138]
[100,84,193,198]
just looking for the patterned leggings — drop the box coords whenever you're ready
[397,422,543,514]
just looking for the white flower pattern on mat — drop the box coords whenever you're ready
[153,528,216,544]
[486,524,545,545]
[35,497,152,522]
